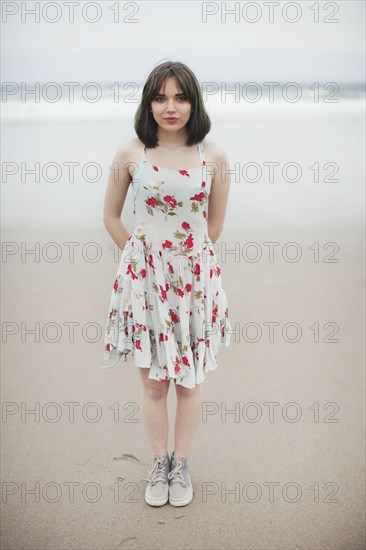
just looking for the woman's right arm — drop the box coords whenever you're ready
[103,142,133,252]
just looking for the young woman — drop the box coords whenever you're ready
[99,61,232,507]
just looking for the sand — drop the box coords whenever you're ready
[1,221,364,549]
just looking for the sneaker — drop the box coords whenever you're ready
[168,451,193,507]
[145,453,170,506]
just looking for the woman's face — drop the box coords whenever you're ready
[149,76,192,135]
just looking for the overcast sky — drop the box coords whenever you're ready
[1,1,365,84]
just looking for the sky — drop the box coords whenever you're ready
[1,1,365,85]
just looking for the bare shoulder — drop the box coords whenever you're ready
[113,137,144,176]
[113,137,142,159]
[201,139,229,180]
[201,139,229,164]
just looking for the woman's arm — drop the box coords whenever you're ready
[103,142,133,252]
[207,143,231,243]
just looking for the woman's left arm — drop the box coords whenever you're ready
[207,143,231,243]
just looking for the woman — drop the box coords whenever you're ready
[100,61,232,507]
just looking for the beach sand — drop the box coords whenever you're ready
[1,220,364,549]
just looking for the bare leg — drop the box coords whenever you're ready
[173,381,203,459]
[139,368,170,457]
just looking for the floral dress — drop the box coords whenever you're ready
[98,141,232,388]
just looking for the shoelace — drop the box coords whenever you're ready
[148,456,168,486]
[168,459,186,486]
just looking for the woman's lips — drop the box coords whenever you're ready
[164,118,178,123]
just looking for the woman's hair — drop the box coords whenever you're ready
[134,61,211,148]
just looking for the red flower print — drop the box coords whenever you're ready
[184,233,194,249]
[182,221,191,230]
[167,261,174,274]
[159,332,165,342]
[160,283,169,302]
[113,278,119,293]
[194,263,201,276]
[201,181,206,187]
[105,343,110,352]
[185,283,192,292]
[212,305,218,324]
[140,268,147,279]
[177,288,184,297]
[169,310,179,323]
[178,170,190,177]
[190,191,205,203]
[182,356,190,367]
[148,254,155,269]
[174,357,181,373]
[164,195,177,208]
[126,264,138,280]
[203,211,207,219]
[162,240,173,249]
[146,197,158,208]
[216,266,221,276]
[152,165,159,171]
[136,339,141,350]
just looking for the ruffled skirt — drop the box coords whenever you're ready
[98,234,232,388]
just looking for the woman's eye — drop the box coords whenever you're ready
[154,96,187,102]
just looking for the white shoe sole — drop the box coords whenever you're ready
[145,494,169,507]
[169,491,194,507]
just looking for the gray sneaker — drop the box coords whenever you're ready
[168,451,193,507]
[145,453,170,507]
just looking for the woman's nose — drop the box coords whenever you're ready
[166,99,176,111]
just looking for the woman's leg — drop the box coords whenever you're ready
[139,368,170,457]
[173,382,203,459]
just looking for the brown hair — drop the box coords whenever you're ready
[134,61,211,148]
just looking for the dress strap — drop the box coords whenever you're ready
[140,144,146,166]
[197,142,204,165]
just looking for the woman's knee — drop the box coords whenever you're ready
[139,369,170,400]
[175,383,202,399]
[145,383,169,401]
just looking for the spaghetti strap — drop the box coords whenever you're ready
[197,142,204,165]
[139,144,146,166]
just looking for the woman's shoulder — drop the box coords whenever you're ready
[201,138,228,165]
[113,138,144,176]
[115,137,143,158]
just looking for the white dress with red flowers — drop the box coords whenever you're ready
[98,141,232,388]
